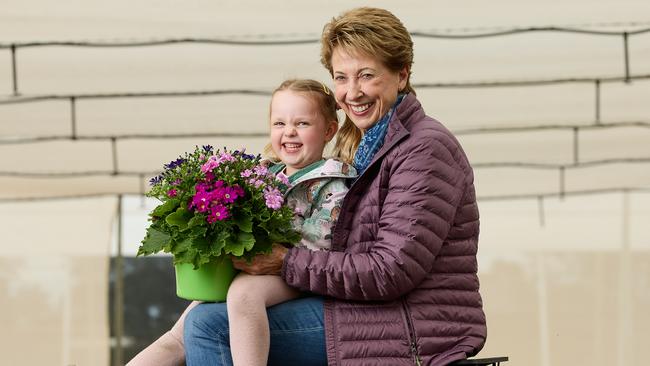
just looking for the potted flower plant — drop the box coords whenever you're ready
[137,145,300,301]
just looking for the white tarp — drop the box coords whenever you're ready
[1,1,649,365]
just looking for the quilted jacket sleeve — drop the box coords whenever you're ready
[282,131,470,301]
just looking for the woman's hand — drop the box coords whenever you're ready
[231,244,288,275]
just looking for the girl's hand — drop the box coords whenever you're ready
[231,244,288,275]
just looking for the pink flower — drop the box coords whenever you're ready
[190,189,211,213]
[201,156,220,173]
[241,169,253,178]
[167,189,178,197]
[248,178,265,188]
[263,187,283,210]
[253,165,268,177]
[222,186,243,204]
[275,172,290,186]
[218,152,236,163]
[207,204,229,223]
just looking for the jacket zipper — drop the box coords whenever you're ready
[401,300,422,366]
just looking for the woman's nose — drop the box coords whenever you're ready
[349,78,363,99]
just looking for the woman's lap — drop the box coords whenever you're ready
[184,295,327,366]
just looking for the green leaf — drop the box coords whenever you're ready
[210,231,229,256]
[173,247,198,267]
[173,237,193,254]
[137,226,171,256]
[152,199,179,217]
[166,207,193,230]
[191,236,211,254]
[187,214,205,228]
[224,231,256,257]
[190,225,208,238]
[234,215,253,233]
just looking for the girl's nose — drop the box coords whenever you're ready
[284,126,297,136]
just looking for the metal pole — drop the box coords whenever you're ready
[616,191,631,366]
[11,44,19,96]
[113,194,124,366]
[622,32,630,83]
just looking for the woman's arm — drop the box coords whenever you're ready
[232,178,348,273]
[283,133,470,301]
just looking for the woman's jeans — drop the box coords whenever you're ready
[184,295,327,365]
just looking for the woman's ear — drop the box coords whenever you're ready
[325,120,339,142]
[398,66,409,92]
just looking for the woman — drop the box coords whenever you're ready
[184,7,487,366]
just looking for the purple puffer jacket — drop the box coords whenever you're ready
[282,93,487,366]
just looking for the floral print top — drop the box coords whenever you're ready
[270,159,356,251]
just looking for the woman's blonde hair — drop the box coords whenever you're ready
[264,79,339,161]
[321,7,415,163]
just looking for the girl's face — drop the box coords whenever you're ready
[270,90,337,176]
[331,47,408,131]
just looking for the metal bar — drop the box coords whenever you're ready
[70,97,77,139]
[623,32,630,82]
[595,79,601,124]
[113,194,124,366]
[111,137,118,175]
[538,196,545,227]
[10,44,19,96]
[573,127,579,165]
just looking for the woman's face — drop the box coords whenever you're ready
[331,47,408,131]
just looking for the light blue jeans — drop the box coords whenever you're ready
[183,296,327,365]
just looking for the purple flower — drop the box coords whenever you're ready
[275,173,290,186]
[202,145,213,153]
[263,187,283,210]
[167,189,178,197]
[248,178,265,189]
[253,165,268,177]
[207,204,229,223]
[218,152,235,163]
[190,189,211,213]
[164,158,185,170]
[149,175,163,186]
[221,186,242,204]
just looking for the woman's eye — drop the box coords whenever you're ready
[334,75,346,82]
[361,73,373,80]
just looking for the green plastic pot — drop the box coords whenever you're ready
[174,256,237,302]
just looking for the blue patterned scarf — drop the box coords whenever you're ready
[353,94,406,175]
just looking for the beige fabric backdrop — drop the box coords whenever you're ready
[1,1,649,365]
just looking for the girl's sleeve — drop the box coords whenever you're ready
[281,133,470,301]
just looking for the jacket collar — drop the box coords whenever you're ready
[350,93,419,185]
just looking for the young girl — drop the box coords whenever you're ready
[127,79,355,366]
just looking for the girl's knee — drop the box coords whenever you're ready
[227,285,264,313]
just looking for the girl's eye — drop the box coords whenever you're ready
[297,121,310,127]
[272,121,284,127]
